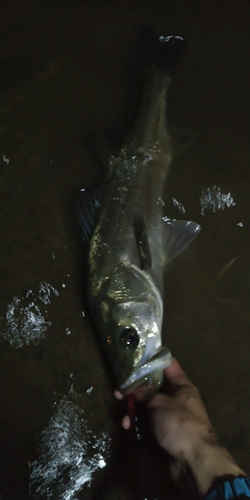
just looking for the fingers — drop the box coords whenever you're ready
[114,390,123,400]
[161,358,196,401]
[131,358,193,404]
[113,391,131,429]
[163,357,191,388]
[122,415,131,430]
[163,357,186,378]
[114,383,157,403]
[132,382,157,403]
[114,358,192,403]
[113,392,135,429]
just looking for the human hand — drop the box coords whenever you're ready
[116,358,215,459]
[115,358,245,495]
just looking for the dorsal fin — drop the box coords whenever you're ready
[78,185,104,243]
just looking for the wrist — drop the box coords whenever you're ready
[187,443,246,496]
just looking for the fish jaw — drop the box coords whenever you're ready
[119,346,172,395]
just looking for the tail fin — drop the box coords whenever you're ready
[135,25,186,73]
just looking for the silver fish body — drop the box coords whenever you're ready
[79,42,200,394]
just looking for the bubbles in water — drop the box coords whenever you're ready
[38,281,59,304]
[3,281,59,347]
[29,389,111,500]
[172,197,185,214]
[156,197,165,206]
[3,154,10,165]
[200,186,236,215]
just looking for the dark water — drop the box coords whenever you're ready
[1,1,250,498]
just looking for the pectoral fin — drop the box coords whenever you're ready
[78,186,104,242]
[162,218,200,263]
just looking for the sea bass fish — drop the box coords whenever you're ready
[79,34,200,394]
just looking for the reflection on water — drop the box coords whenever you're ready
[3,281,59,347]
[1,1,250,498]
[200,186,236,215]
[172,197,186,214]
[29,387,111,500]
[215,255,250,302]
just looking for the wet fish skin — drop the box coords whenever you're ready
[79,35,200,394]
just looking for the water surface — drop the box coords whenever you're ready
[1,1,250,498]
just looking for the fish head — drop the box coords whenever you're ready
[90,262,172,394]
[111,299,172,393]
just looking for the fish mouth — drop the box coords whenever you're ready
[120,346,172,394]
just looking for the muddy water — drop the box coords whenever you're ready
[1,1,250,499]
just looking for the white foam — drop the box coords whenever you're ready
[172,197,186,214]
[3,281,59,347]
[38,281,59,304]
[200,186,236,215]
[29,390,111,499]
[3,154,9,165]
[156,197,165,206]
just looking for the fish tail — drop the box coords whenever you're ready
[136,25,186,73]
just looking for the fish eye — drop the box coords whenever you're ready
[120,327,139,349]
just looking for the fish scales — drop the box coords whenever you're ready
[78,33,200,393]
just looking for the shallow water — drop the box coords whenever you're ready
[1,1,250,499]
